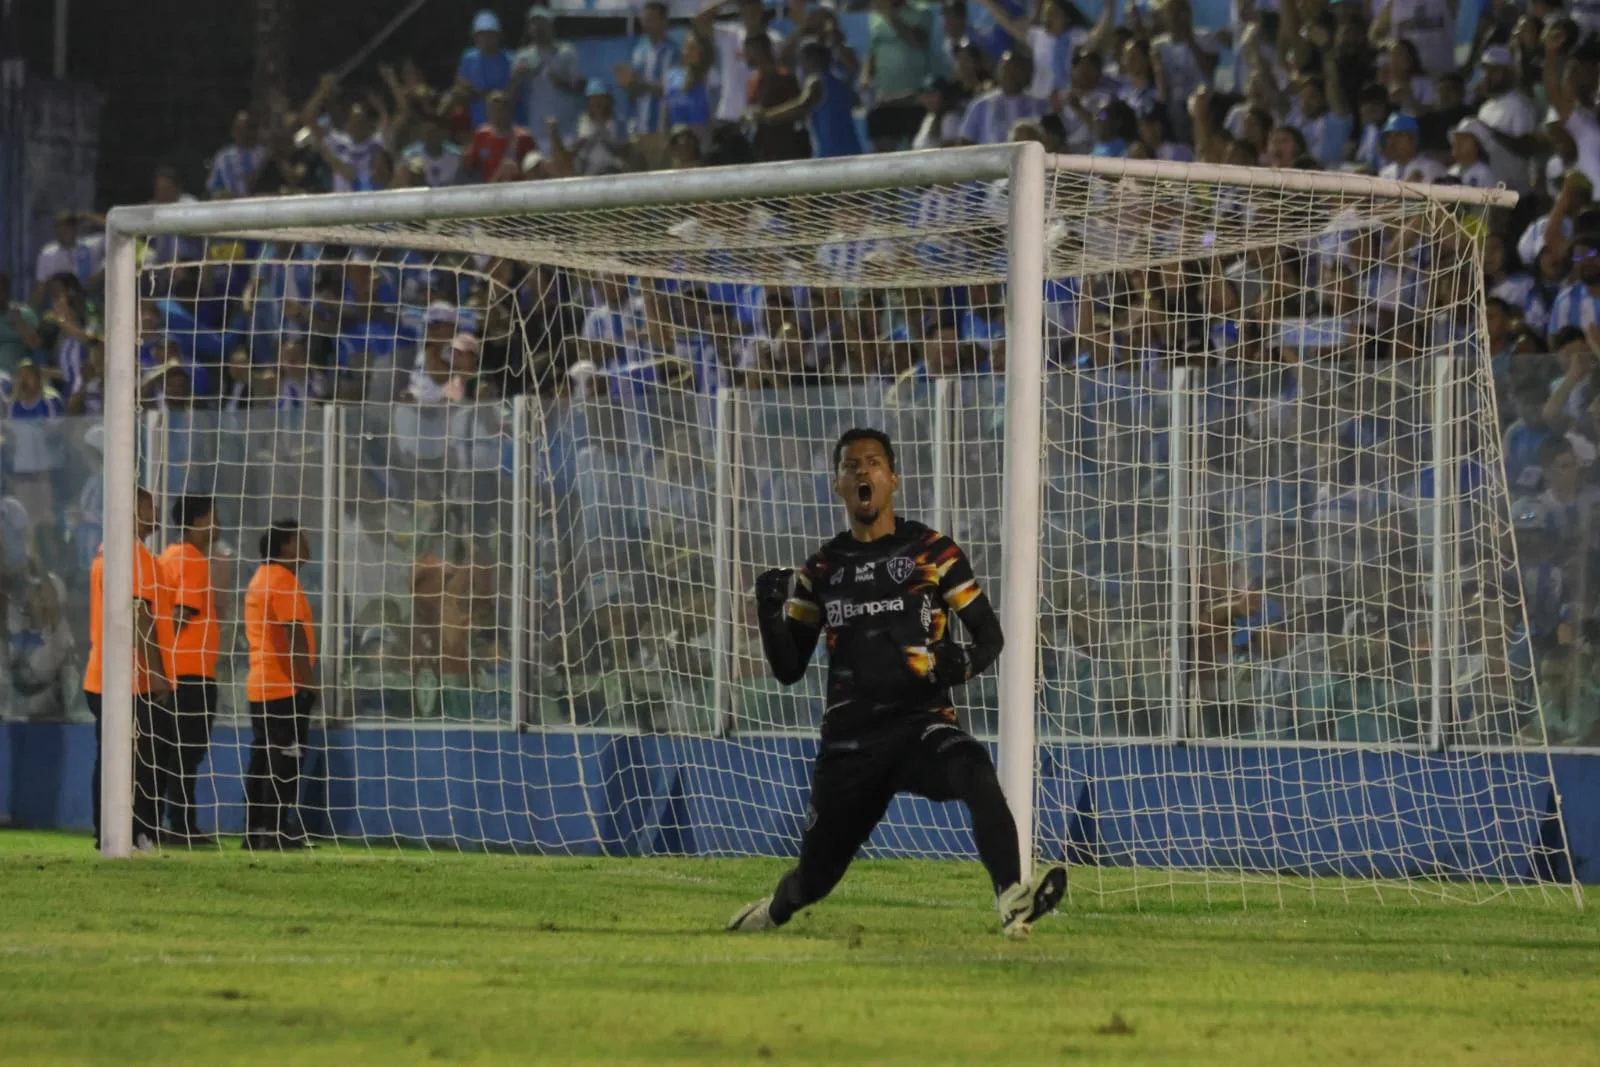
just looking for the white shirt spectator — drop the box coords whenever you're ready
[960,89,1049,145]
[325,130,388,193]
[1387,0,1457,75]
[712,22,783,124]
[1025,26,1086,101]
[1570,0,1600,38]
[1518,212,1572,266]
[512,41,584,151]
[35,235,103,289]
[1563,107,1600,191]
[1448,160,1496,187]
[1379,155,1446,183]
[207,144,264,199]
[403,142,462,187]
[912,109,965,150]
[1477,88,1538,193]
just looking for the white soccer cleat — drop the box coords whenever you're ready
[727,896,777,933]
[997,864,1068,941]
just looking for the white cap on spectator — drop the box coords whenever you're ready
[472,9,501,34]
[1452,117,1492,151]
[451,332,480,355]
[1480,45,1513,68]
[426,300,458,325]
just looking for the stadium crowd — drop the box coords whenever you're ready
[2,0,1600,745]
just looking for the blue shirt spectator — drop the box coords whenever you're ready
[457,9,513,128]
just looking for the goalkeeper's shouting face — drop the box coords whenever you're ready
[832,428,899,534]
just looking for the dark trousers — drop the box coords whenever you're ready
[86,689,169,847]
[767,712,1022,925]
[156,678,216,836]
[245,691,316,837]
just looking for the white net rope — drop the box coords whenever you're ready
[119,161,1571,900]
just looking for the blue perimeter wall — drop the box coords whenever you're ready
[2,723,1596,884]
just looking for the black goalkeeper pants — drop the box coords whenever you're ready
[767,712,1022,925]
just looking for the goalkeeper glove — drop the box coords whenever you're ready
[927,639,972,688]
[754,568,794,618]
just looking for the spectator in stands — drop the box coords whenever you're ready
[464,91,537,182]
[863,0,938,152]
[551,80,634,177]
[65,340,104,416]
[512,5,585,154]
[753,38,863,158]
[1376,37,1434,115]
[913,77,969,150]
[1476,45,1541,193]
[6,359,65,550]
[316,102,387,193]
[402,114,462,187]
[0,272,42,376]
[1449,118,1498,188]
[1372,0,1458,77]
[457,9,513,128]
[206,111,264,200]
[960,50,1048,145]
[1151,0,1218,142]
[1378,112,1443,182]
[744,34,811,161]
[1505,377,1561,488]
[619,0,678,164]
[696,0,784,128]
[33,211,104,306]
[38,272,97,401]
[5,572,73,722]
[663,33,720,151]
[1286,62,1354,169]
[407,332,478,404]
[1054,46,1110,152]
[7,359,64,421]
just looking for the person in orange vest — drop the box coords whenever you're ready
[83,487,174,851]
[157,495,220,846]
[242,519,317,850]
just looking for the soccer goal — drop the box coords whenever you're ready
[98,144,1578,903]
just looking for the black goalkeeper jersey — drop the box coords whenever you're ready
[781,518,989,736]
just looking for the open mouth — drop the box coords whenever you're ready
[856,482,873,504]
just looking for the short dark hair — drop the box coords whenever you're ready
[1538,436,1575,466]
[833,428,896,472]
[172,494,216,529]
[260,519,301,562]
[1552,325,1587,350]
[642,0,668,13]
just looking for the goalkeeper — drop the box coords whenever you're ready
[729,429,1066,940]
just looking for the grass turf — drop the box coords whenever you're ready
[2,830,1596,1066]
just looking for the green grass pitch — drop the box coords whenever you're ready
[3,830,1597,1066]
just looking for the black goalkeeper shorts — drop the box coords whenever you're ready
[809,710,993,821]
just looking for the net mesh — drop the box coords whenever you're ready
[115,158,1573,902]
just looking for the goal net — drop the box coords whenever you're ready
[100,147,1576,902]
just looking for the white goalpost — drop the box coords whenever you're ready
[97,144,1579,905]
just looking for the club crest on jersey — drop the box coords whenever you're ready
[886,556,916,584]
